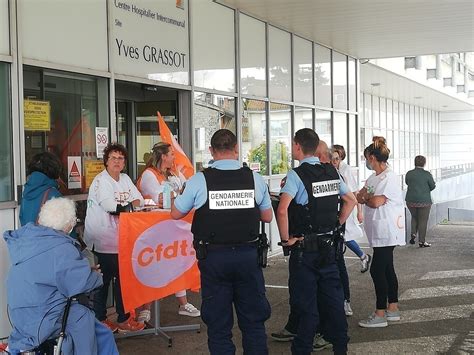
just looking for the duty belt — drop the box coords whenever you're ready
[206,238,259,250]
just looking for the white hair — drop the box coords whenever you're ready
[38,197,77,232]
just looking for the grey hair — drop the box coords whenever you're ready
[38,197,77,232]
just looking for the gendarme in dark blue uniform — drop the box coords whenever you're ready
[172,130,272,355]
[277,129,355,355]
[284,160,349,355]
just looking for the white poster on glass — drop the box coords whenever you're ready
[67,156,82,189]
[0,0,8,55]
[95,127,109,159]
[111,0,189,85]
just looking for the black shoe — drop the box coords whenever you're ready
[409,235,416,245]
[419,242,431,248]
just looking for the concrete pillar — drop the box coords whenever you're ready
[451,56,457,87]
[436,55,442,80]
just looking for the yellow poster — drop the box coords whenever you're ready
[85,160,104,189]
[24,100,51,131]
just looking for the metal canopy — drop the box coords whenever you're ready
[217,0,474,59]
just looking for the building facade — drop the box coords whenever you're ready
[1,0,469,338]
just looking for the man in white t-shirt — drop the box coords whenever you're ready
[85,143,144,334]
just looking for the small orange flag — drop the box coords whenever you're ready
[158,111,194,179]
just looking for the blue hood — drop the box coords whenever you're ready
[19,172,62,226]
[22,171,59,200]
[4,223,73,265]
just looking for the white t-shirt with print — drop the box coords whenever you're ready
[139,170,186,204]
[363,168,406,247]
[84,169,144,253]
[338,162,363,242]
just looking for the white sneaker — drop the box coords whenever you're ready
[178,303,201,317]
[344,300,353,316]
[137,309,151,323]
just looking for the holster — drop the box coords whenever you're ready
[257,233,269,268]
[193,240,209,260]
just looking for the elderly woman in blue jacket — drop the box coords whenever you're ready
[4,197,118,354]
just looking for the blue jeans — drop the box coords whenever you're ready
[345,240,364,258]
[199,245,271,355]
[289,249,349,355]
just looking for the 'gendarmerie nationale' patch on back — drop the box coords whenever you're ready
[209,189,255,209]
[312,180,340,198]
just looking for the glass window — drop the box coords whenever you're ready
[23,67,109,195]
[242,99,267,174]
[0,63,13,202]
[268,26,291,101]
[315,109,332,146]
[294,107,313,133]
[239,14,266,97]
[410,105,415,131]
[405,132,410,160]
[192,0,235,92]
[380,97,386,129]
[393,101,399,130]
[387,99,393,129]
[348,114,357,165]
[399,103,404,130]
[333,112,347,152]
[193,92,236,171]
[393,130,399,159]
[269,103,291,175]
[372,96,379,128]
[293,36,313,104]
[314,44,331,108]
[333,51,347,110]
[348,57,357,112]
[364,93,372,127]
[404,104,410,131]
[399,130,405,159]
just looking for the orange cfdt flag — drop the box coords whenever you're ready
[158,111,194,179]
[119,211,200,313]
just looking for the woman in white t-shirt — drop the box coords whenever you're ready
[356,137,405,328]
[84,143,145,333]
[136,142,200,320]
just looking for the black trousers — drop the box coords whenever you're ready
[93,252,129,323]
[370,246,399,310]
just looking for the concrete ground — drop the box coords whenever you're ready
[116,223,474,354]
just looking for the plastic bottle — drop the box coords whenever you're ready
[162,182,172,209]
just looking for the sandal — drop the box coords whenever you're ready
[419,242,431,248]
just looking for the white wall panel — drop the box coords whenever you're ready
[20,0,108,71]
[0,208,15,338]
[0,0,8,55]
[111,0,189,85]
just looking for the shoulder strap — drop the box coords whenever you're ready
[35,187,52,223]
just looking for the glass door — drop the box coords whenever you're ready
[136,101,177,178]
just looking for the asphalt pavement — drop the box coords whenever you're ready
[116,222,474,354]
